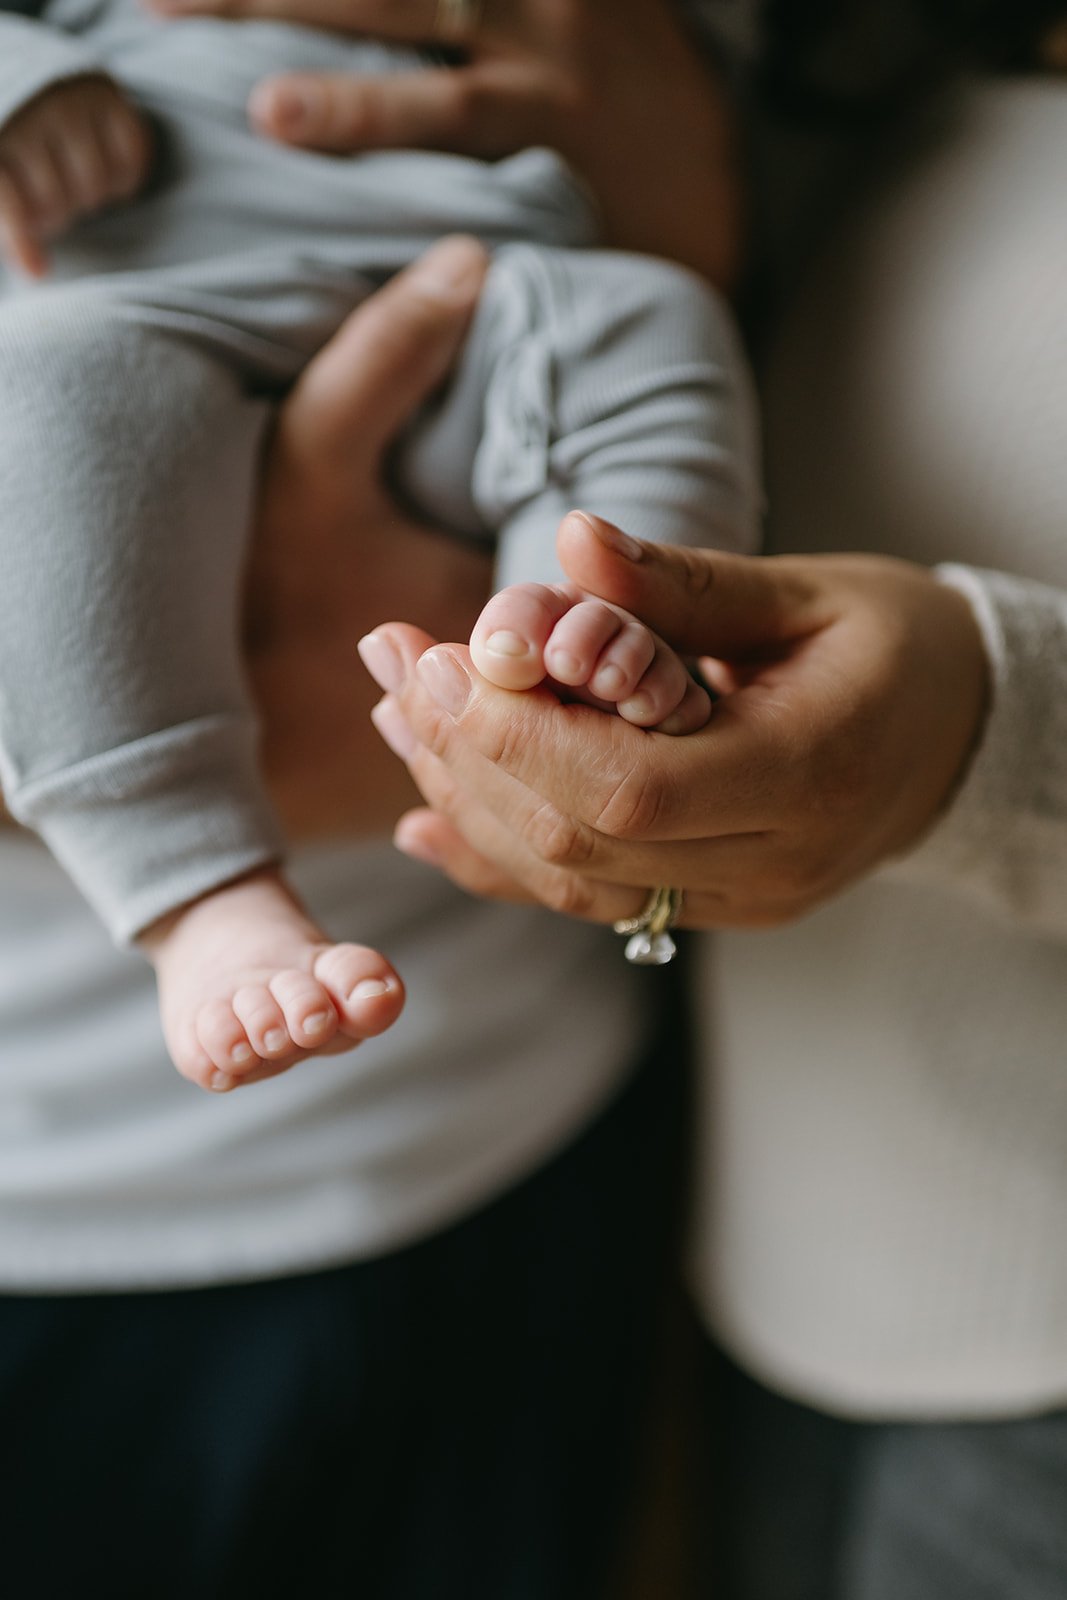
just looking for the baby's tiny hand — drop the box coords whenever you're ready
[0,75,152,276]
[469,580,712,735]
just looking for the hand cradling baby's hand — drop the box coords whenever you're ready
[0,75,152,276]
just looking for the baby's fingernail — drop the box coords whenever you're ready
[304,1011,332,1036]
[263,1028,288,1053]
[414,236,488,300]
[485,630,530,658]
[249,78,316,133]
[574,512,644,562]
[371,697,417,761]
[358,631,405,694]
[210,1071,235,1093]
[417,648,471,716]
[351,977,395,1001]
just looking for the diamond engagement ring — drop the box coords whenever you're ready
[614,887,684,967]
[434,0,485,39]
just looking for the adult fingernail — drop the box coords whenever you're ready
[485,630,530,658]
[249,78,316,134]
[414,236,488,301]
[394,821,442,868]
[371,697,417,761]
[358,631,405,694]
[573,511,644,562]
[417,648,471,716]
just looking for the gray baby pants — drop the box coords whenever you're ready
[0,12,759,942]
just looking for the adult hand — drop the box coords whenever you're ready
[245,234,493,839]
[359,513,990,928]
[145,0,740,285]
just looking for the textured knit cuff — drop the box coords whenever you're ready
[0,17,107,134]
[882,563,1067,934]
[9,715,286,946]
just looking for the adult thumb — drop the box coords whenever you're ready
[280,235,489,470]
[556,513,828,658]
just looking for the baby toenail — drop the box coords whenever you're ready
[619,693,653,721]
[485,630,529,658]
[304,1010,332,1035]
[264,1028,287,1053]
[230,1043,253,1066]
[211,1071,235,1093]
[548,650,581,680]
[595,665,626,696]
[351,978,393,1001]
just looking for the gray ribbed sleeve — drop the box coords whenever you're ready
[0,13,105,133]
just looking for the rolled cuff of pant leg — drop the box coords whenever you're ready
[8,714,286,945]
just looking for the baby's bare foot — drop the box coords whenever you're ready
[469,581,711,734]
[142,870,404,1092]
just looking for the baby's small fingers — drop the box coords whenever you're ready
[57,114,112,214]
[1,142,69,232]
[469,583,575,691]
[98,101,153,200]
[0,168,48,276]
[617,640,703,729]
[543,600,626,688]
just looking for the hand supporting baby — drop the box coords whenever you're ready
[0,75,153,276]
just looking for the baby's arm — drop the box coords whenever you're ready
[0,74,152,275]
[470,575,711,736]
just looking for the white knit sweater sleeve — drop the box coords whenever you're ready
[0,11,107,135]
[884,563,1067,936]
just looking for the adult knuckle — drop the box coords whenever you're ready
[523,800,593,869]
[591,762,664,841]
[540,869,596,920]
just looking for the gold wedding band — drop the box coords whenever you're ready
[434,0,485,40]
[614,887,684,967]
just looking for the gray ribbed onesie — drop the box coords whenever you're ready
[0,0,760,943]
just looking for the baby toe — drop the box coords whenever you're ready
[268,969,339,1051]
[618,642,693,728]
[232,985,292,1060]
[196,1000,260,1080]
[313,944,405,1040]
[544,601,623,688]
[470,584,571,691]
[587,618,657,703]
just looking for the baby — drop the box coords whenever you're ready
[0,0,759,1090]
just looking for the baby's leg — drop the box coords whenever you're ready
[400,245,759,730]
[0,290,402,1089]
